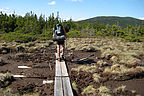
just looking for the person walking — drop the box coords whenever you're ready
[53,24,66,61]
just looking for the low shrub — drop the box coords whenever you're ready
[1,32,36,43]
[67,30,82,37]
[124,35,141,42]
[0,31,53,43]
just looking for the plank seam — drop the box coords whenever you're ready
[60,61,65,95]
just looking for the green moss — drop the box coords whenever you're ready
[0,87,20,96]
[98,86,110,94]
[82,85,96,95]
[72,82,78,92]
[113,85,126,93]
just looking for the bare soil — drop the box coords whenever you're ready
[0,45,144,96]
[68,50,144,96]
[0,46,55,96]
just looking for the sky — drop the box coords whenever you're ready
[0,0,144,21]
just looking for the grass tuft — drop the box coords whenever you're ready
[93,73,101,83]
[98,86,111,94]
[72,82,78,92]
[82,85,96,95]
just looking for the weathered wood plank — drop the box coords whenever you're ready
[18,66,32,69]
[43,80,53,84]
[55,50,73,96]
[54,77,63,96]
[62,77,74,96]
[13,75,26,78]
[60,61,68,77]
[55,60,62,76]
[13,75,48,79]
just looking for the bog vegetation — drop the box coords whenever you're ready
[0,11,144,42]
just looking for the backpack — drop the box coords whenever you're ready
[53,24,66,41]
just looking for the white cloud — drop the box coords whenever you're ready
[139,17,144,20]
[0,8,12,14]
[62,17,71,21]
[74,17,87,21]
[0,8,9,12]
[48,1,56,5]
[71,0,83,2]
[0,8,25,17]
[0,8,15,15]
[0,9,4,11]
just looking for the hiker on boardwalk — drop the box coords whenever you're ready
[53,24,66,60]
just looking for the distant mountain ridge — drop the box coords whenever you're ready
[78,16,144,27]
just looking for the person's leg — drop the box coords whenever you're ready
[61,41,65,59]
[62,44,64,56]
[57,44,60,57]
[58,44,61,58]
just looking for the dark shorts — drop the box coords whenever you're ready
[57,40,64,45]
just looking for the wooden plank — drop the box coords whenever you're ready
[60,61,68,77]
[62,77,74,96]
[55,50,73,96]
[18,66,32,69]
[54,77,63,96]
[13,75,48,79]
[43,80,53,84]
[55,60,62,76]
[13,75,26,77]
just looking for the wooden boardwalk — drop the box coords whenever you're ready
[54,54,73,96]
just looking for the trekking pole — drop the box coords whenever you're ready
[52,41,54,56]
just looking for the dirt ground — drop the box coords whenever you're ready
[68,50,144,96]
[0,46,55,96]
[0,44,144,96]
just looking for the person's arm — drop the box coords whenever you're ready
[53,28,55,37]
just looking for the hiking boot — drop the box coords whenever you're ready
[60,57,64,62]
[61,54,64,59]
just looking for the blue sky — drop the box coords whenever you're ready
[0,0,144,21]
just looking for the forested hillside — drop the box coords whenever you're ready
[0,12,144,42]
[78,16,144,27]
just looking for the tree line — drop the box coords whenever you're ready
[69,22,144,42]
[0,11,144,42]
